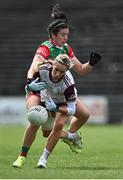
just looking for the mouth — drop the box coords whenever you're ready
[55,76,60,80]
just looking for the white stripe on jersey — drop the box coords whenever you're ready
[63,73,73,87]
[46,42,53,48]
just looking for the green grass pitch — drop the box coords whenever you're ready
[0,124,123,179]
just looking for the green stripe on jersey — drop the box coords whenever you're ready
[42,41,69,60]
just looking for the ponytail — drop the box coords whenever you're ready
[47,4,69,36]
[51,3,68,23]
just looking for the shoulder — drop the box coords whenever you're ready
[65,71,74,83]
[64,43,74,56]
[35,41,51,59]
[42,41,53,48]
[64,44,77,67]
[63,71,75,88]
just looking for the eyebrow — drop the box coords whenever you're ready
[55,67,66,73]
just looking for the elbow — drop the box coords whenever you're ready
[73,65,85,76]
[74,62,93,76]
[76,71,84,76]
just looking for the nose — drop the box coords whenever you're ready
[55,72,61,78]
[64,35,68,41]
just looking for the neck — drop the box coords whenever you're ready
[49,39,63,48]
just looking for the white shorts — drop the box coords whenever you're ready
[41,117,55,131]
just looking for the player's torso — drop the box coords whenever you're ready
[39,64,74,103]
[42,41,68,60]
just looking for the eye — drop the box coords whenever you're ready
[61,33,66,37]
[55,68,65,74]
[61,33,65,36]
[55,68,59,72]
[60,70,65,74]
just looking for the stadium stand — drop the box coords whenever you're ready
[0,0,123,122]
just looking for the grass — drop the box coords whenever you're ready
[0,124,123,179]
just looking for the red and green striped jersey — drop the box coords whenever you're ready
[35,40,77,66]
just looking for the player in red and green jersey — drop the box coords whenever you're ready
[35,40,76,66]
[13,3,101,168]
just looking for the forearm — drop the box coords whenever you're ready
[73,52,101,76]
[79,62,93,75]
[58,106,68,114]
[27,55,44,78]
[58,101,76,116]
[27,67,36,79]
[73,61,93,76]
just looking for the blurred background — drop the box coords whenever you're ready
[0,0,123,124]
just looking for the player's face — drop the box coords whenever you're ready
[52,28,69,47]
[51,62,68,82]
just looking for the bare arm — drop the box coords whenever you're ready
[73,58,93,76]
[27,55,44,78]
[72,52,102,76]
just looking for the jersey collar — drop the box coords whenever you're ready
[49,39,63,49]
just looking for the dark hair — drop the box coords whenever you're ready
[47,4,69,37]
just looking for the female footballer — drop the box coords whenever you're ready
[35,54,87,168]
[13,4,101,168]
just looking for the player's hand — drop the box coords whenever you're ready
[41,90,58,112]
[45,100,57,112]
[26,78,47,91]
[89,52,102,66]
[40,90,58,112]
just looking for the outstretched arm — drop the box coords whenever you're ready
[73,52,102,76]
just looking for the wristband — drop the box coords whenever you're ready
[67,107,75,116]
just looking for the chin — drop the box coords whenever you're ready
[59,42,65,47]
[62,42,65,45]
[59,44,63,47]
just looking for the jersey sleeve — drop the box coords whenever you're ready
[35,45,50,60]
[67,46,78,66]
[64,85,77,102]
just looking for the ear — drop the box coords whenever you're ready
[52,32,57,37]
